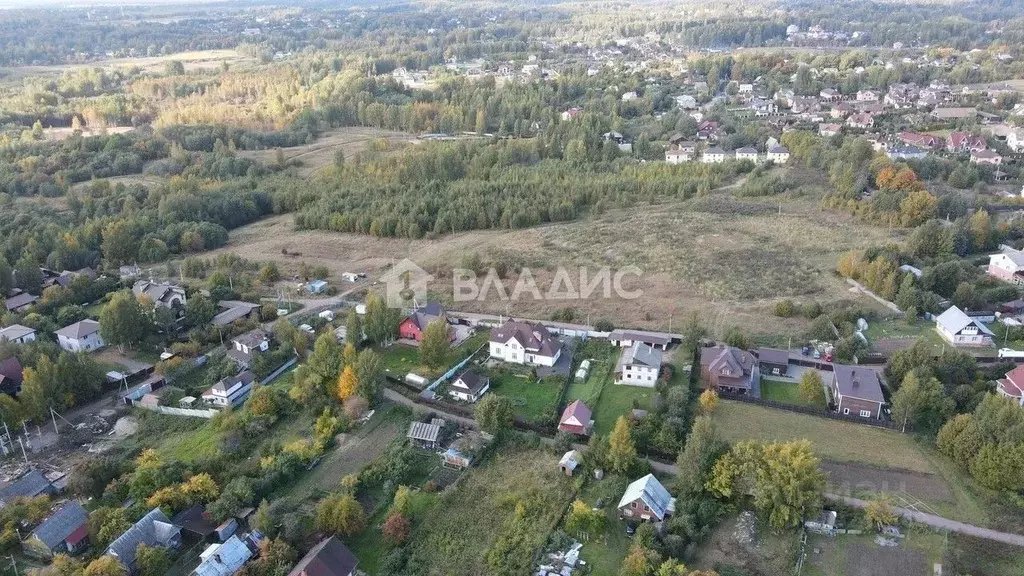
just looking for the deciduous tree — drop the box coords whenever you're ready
[797,370,827,408]
[608,416,637,474]
[475,394,515,434]
[419,319,451,368]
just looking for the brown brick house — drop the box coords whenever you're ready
[700,345,758,394]
[831,364,886,419]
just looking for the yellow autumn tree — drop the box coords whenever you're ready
[338,365,359,400]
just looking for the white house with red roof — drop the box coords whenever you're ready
[997,365,1024,406]
[488,320,562,366]
[946,132,987,153]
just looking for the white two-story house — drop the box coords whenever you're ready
[935,305,993,347]
[615,342,663,387]
[202,371,256,408]
[489,320,561,367]
[56,320,104,353]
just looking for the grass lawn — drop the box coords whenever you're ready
[401,447,575,576]
[348,489,441,575]
[713,400,935,473]
[760,378,814,406]
[865,317,996,355]
[489,370,561,422]
[569,475,632,575]
[377,331,488,381]
[591,384,655,436]
[151,418,222,462]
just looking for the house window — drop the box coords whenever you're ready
[859,410,871,418]
[631,502,638,509]
[843,408,850,415]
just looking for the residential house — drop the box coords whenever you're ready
[287,536,358,576]
[202,371,256,408]
[702,147,726,163]
[932,107,977,121]
[1007,130,1024,153]
[700,345,758,394]
[561,107,583,121]
[56,319,104,353]
[790,96,820,115]
[228,330,269,366]
[448,370,489,403]
[831,364,886,419]
[766,146,791,163]
[0,470,56,508]
[819,88,841,102]
[734,147,759,162]
[830,102,855,118]
[23,501,89,559]
[674,95,697,109]
[488,320,562,366]
[846,113,874,129]
[407,420,444,449]
[934,305,994,347]
[996,365,1024,406]
[855,89,880,101]
[193,535,253,576]
[558,399,593,435]
[211,300,262,326]
[757,348,789,377]
[399,302,451,342]
[971,149,1002,165]
[697,121,721,140]
[738,83,754,94]
[106,508,182,572]
[0,324,36,344]
[0,357,23,396]
[665,149,693,164]
[749,98,779,117]
[898,132,943,149]
[559,449,581,476]
[132,280,186,310]
[886,145,928,161]
[607,329,671,350]
[946,132,987,153]
[617,474,676,523]
[615,343,663,387]
[118,265,142,280]
[818,123,842,137]
[988,246,1024,285]
[5,292,38,313]
[604,131,633,152]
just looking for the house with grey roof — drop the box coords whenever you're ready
[212,301,262,326]
[106,507,182,572]
[23,501,89,559]
[0,469,56,508]
[831,364,886,419]
[193,534,253,576]
[132,280,186,310]
[607,329,672,350]
[700,345,759,395]
[0,324,36,344]
[287,535,358,576]
[5,292,38,313]
[617,474,676,523]
[448,370,489,403]
[56,319,104,353]
[988,246,1024,285]
[489,320,561,367]
[201,371,255,408]
[934,305,994,347]
[734,147,759,162]
[615,342,663,387]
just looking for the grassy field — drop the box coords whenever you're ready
[377,331,488,381]
[237,127,416,178]
[489,370,561,423]
[713,401,935,473]
[803,529,945,576]
[569,475,633,574]
[402,447,575,575]
[591,384,656,436]
[204,187,898,340]
[865,317,996,355]
[760,378,813,406]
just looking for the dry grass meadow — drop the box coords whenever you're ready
[202,186,900,338]
[236,126,418,178]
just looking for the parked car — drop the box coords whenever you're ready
[625,523,637,536]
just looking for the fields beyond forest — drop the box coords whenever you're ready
[204,175,899,340]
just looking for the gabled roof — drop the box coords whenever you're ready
[559,449,581,471]
[490,320,560,357]
[559,399,592,428]
[0,324,35,342]
[106,508,180,568]
[404,302,446,332]
[995,246,1024,267]
[31,501,89,549]
[56,319,100,340]
[832,364,886,404]
[5,293,38,311]
[0,357,23,386]
[700,345,755,376]
[232,329,268,348]
[704,147,726,155]
[0,469,52,505]
[757,348,789,365]
[735,147,758,154]
[132,281,184,305]
[768,145,790,154]
[287,535,358,576]
[452,370,488,395]
[617,474,674,520]
[623,342,662,369]
[935,305,993,336]
[607,329,672,346]
[212,301,261,326]
[171,504,216,537]
[193,535,253,576]
[212,371,255,393]
[407,421,441,443]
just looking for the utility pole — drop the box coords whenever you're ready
[7,554,17,576]
[16,437,27,466]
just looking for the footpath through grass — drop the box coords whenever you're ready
[713,400,935,473]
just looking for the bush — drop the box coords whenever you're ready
[774,299,796,317]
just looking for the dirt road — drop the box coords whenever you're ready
[825,493,1024,547]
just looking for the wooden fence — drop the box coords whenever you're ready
[719,392,900,430]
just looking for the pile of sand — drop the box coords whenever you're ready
[111,416,138,437]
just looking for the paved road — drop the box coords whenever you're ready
[825,493,1024,547]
